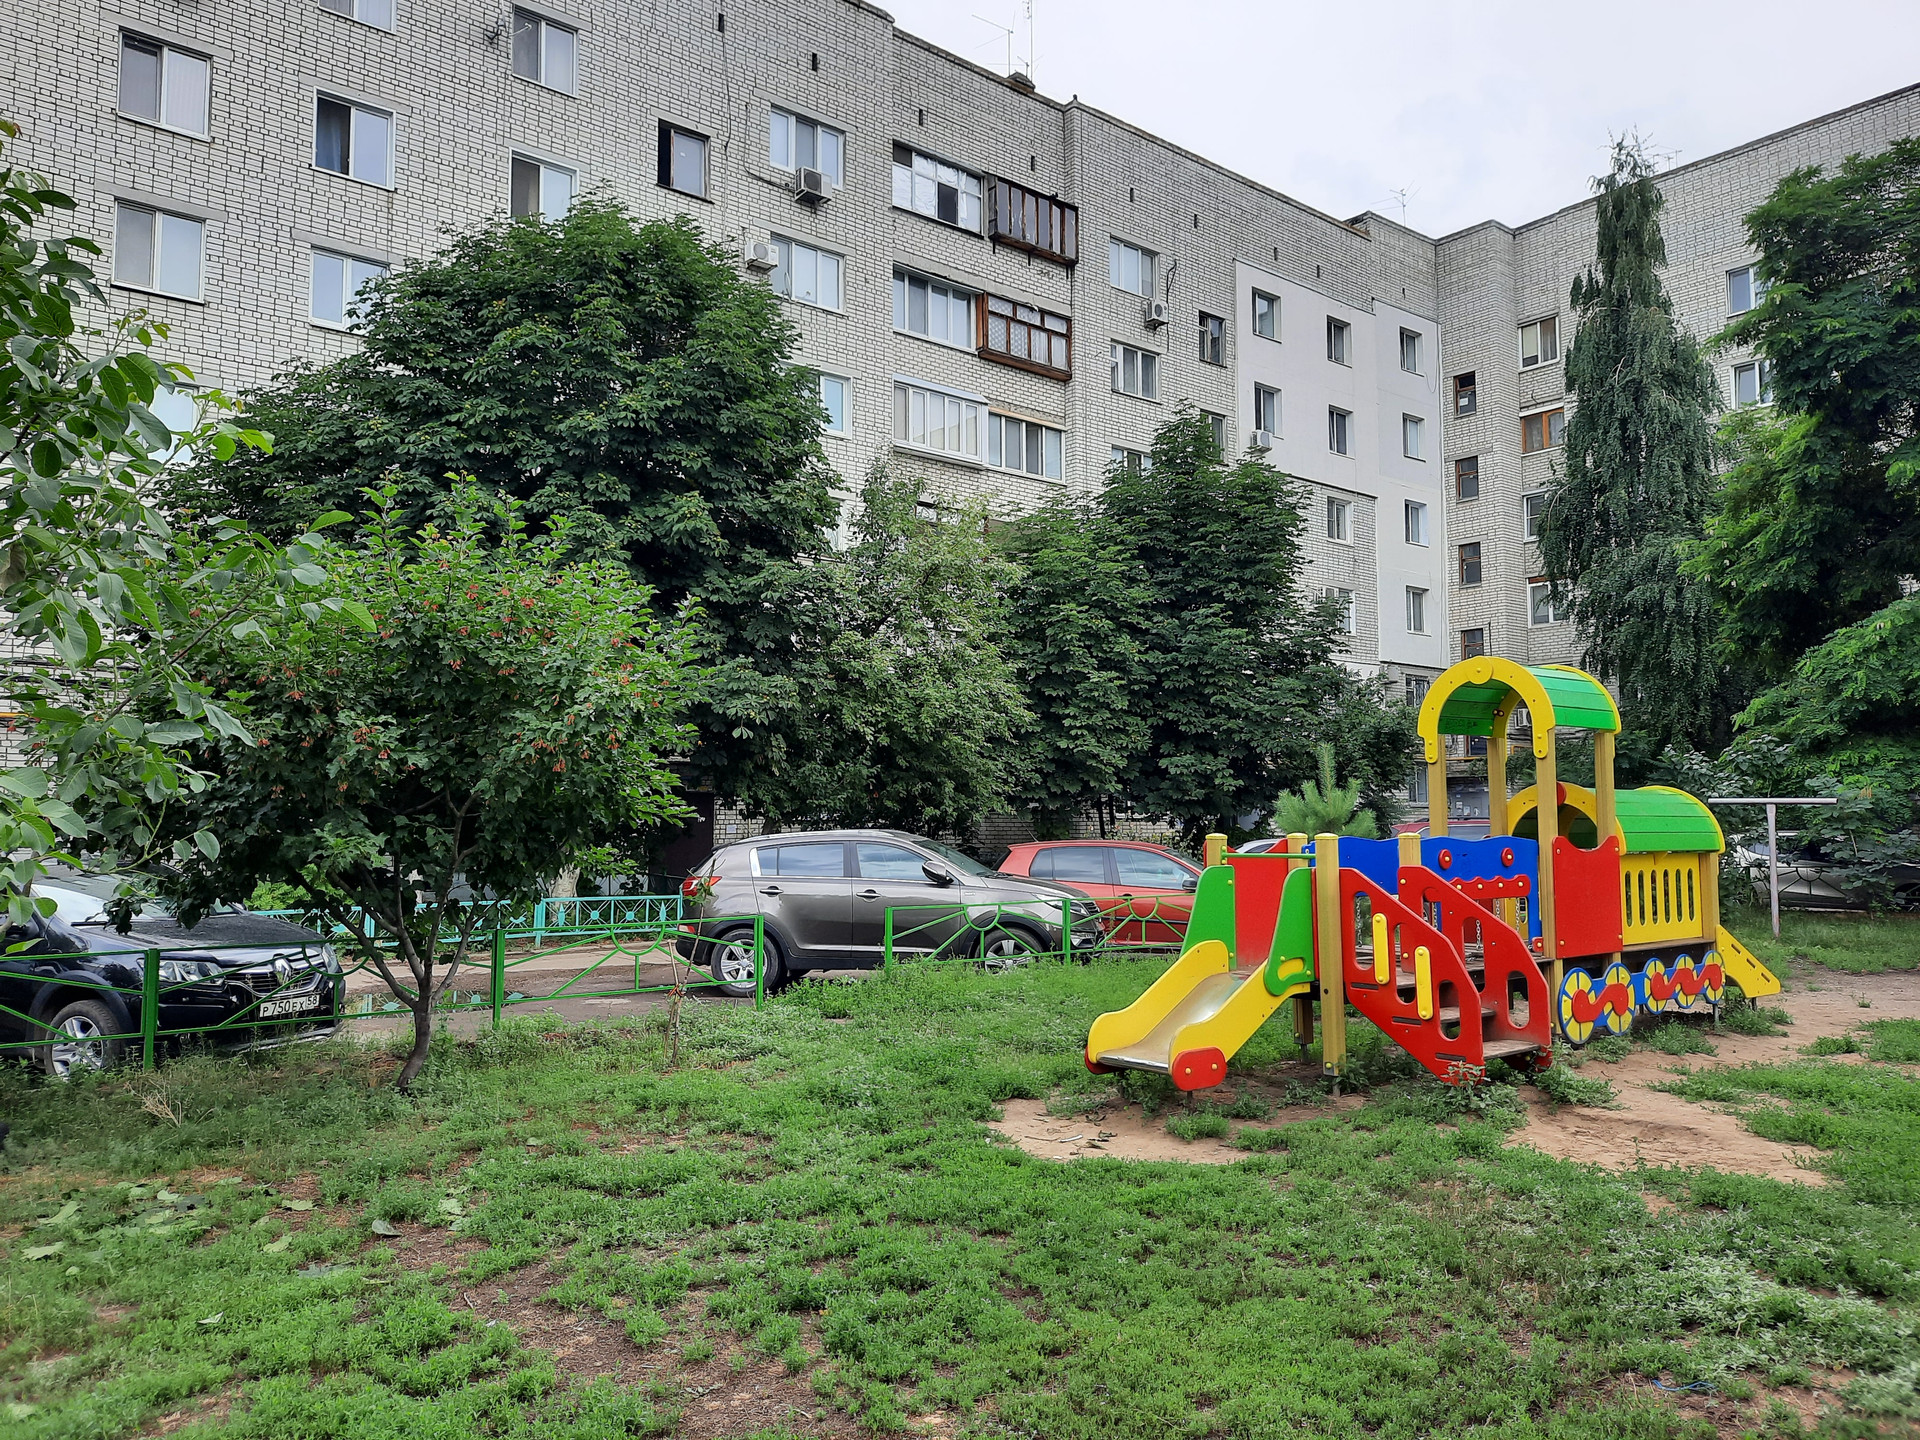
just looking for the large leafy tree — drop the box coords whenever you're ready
[1694,137,1920,679]
[0,119,334,915]
[166,202,838,813]
[1536,139,1729,752]
[151,487,697,1087]
[732,468,1027,834]
[1003,410,1416,844]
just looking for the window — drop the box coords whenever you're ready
[510,156,576,221]
[658,123,707,198]
[770,236,842,310]
[1460,627,1486,660]
[1203,411,1227,452]
[1727,265,1766,315]
[1328,407,1351,455]
[1326,496,1351,543]
[1454,371,1476,416]
[1324,586,1356,635]
[1327,317,1350,364]
[982,295,1071,377]
[112,203,202,299]
[893,144,981,231]
[1733,360,1772,406]
[1523,491,1547,541]
[1406,674,1431,705]
[1403,414,1425,459]
[1252,385,1279,436]
[1252,290,1278,340]
[1031,846,1108,883]
[857,843,931,881]
[988,179,1077,264]
[510,10,576,94]
[317,0,394,27]
[1404,500,1428,545]
[770,108,844,185]
[759,842,846,877]
[315,95,392,186]
[819,375,849,435]
[1108,238,1154,297]
[310,249,386,326]
[1457,541,1482,586]
[1111,342,1159,400]
[1110,446,1150,475]
[118,34,209,135]
[1400,328,1423,373]
[1199,312,1224,364]
[893,270,973,346]
[1407,765,1428,804]
[1521,408,1565,453]
[1455,455,1480,501]
[1519,315,1558,368]
[893,380,982,462]
[1406,587,1428,634]
[1529,579,1568,627]
[1114,848,1196,889]
[988,414,1064,480]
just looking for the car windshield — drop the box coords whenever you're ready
[34,871,183,926]
[911,837,997,879]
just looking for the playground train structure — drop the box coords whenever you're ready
[1086,657,1782,1089]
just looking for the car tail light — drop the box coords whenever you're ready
[681,874,720,899]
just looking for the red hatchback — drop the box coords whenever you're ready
[998,841,1200,945]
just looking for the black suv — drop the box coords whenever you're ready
[678,829,1104,995]
[0,869,342,1077]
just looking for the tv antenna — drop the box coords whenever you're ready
[1388,186,1417,225]
[973,3,1035,81]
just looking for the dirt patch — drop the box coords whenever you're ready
[1506,966,1920,1183]
[1605,1365,1856,1440]
[138,1387,236,1436]
[989,1089,1363,1164]
[370,1222,489,1273]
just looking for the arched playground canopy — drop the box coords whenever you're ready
[1417,658,1620,763]
[1508,782,1727,854]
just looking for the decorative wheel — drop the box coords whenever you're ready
[1638,957,1670,1015]
[1599,960,1636,1034]
[1700,950,1725,1008]
[1557,968,1597,1046]
[1670,954,1700,1012]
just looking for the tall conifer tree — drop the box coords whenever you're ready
[1539,139,1728,752]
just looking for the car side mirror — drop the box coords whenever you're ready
[1183,877,1199,892]
[922,862,955,886]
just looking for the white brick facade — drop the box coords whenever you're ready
[6,0,1918,699]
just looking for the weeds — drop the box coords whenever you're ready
[1164,1111,1231,1141]
[1636,1019,1718,1057]
[1536,1064,1618,1108]
[1720,1002,1793,1037]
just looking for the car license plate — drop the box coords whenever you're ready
[259,995,322,1018]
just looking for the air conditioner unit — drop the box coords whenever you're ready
[795,167,832,203]
[1249,429,1275,453]
[1144,299,1169,329]
[744,239,778,273]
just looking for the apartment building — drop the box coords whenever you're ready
[5,0,1918,711]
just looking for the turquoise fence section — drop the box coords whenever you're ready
[256,894,682,949]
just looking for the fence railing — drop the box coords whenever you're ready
[881,897,1103,972]
[255,894,683,950]
[2,911,764,1076]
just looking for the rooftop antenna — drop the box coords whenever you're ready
[1388,186,1417,225]
[1024,0,1035,84]
[972,12,1015,75]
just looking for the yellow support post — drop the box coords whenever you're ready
[1427,758,1449,837]
[1536,731,1561,1000]
[1487,699,1514,929]
[1397,830,1419,871]
[1313,832,1345,1079]
[1286,833,1313,1048]
[1204,832,1227,868]
[1592,727,1623,987]
[1700,854,1719,945]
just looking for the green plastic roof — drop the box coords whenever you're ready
[1615,787,1725,854]
[1433,664,1620,738]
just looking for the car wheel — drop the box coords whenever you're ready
[40,999,128,1079]
[978,926,1044,973]
[708,926,781,998]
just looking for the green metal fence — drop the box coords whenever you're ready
[0,912,767,1076]
[881,896,1109,973]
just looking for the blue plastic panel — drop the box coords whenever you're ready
[1422,835,1541,940]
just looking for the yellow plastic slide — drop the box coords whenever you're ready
[1086,866,1315,1092]
[1716,927,1781,998]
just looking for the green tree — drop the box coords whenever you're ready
[1694,137,1920,678]
[1537,138,1729,751]
[0,119,335,916]
[997,498,1150,837]
[150,486,697,1087]
[166,201,838,816]
[732,468,1027,834]
[1271,743,1380,839]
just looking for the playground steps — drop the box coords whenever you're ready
[1479,1038,1541,1062]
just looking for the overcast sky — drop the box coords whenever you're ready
[882,0,1920,237]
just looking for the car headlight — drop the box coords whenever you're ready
[159,958,224,984]
[320,945,340,975]
[1068,899,1101,920]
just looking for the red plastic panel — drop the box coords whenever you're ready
[1224,853,1295,969]
[1551,835,1624,959]
[1400,866,1552,1062]
[1338,870,1486,1081]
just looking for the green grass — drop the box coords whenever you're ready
[1,957,1915,1439]
[1727,906,1920,977]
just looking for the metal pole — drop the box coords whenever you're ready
[491,927,505,1029]
[1060,898,1072,963]
[142,949,160,1070]
[1768,802,1779,940]
[883,907,894,980]
[753,915,765,1010]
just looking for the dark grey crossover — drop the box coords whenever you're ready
[678,830,1104,996]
